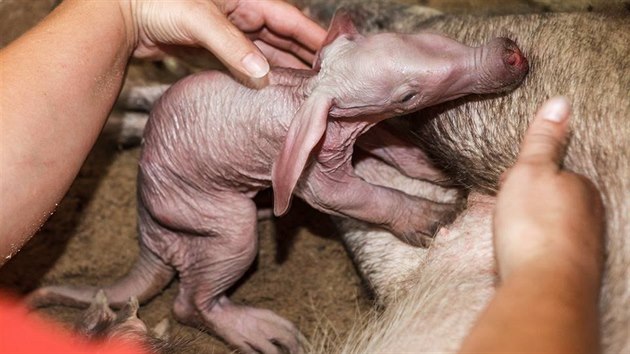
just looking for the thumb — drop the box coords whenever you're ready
[189,3,269,81]
[516,96,572,169]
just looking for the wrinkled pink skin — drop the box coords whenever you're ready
[26,12,527,354]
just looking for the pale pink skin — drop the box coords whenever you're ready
[26,11,527,354]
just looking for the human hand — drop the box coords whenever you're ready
[121,0,326,82]
[493,97,605,282]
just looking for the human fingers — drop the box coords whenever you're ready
[254,40,310,69]
[237,0,326,53]
[252,28,317,65]
[129,0,271,83]
[515,96,572,169]
[185,1,270,80]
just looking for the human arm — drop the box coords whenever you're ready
[0,0,325,265]
[459,97,605,353]
[0,0,133,262]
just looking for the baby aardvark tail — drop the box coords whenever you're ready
[26,246,175,309]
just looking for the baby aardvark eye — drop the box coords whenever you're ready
[400,92,417,103]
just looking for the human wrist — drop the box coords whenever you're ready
[53,0,137,58]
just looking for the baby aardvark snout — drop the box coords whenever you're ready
[476,37,529,93]
[500,37,528,74]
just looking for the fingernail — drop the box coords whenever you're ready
[539,96,570,122]
[241,53,269,79]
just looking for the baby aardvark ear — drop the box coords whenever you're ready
[272,94,333,216]
[313,9,361,71]
[272,10,362,215]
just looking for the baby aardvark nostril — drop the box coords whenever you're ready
[500,38,528,72]
[506,51,520,66]
[505,48,527,71]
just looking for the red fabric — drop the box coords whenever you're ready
[0,293,149,354]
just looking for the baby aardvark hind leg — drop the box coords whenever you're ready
[164,194,303,354]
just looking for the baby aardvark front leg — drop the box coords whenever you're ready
[297,161,457,247]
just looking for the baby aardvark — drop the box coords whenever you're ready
[28,11,528,354]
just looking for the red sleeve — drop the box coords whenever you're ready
[0,292,149,354]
